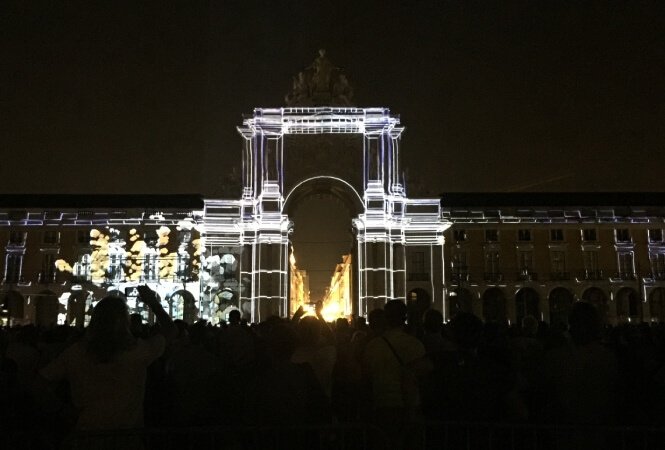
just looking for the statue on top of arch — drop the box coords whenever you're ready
[285,50,354,107]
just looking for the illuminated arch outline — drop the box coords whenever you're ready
[202,107,451,322]
[283,175,364,214]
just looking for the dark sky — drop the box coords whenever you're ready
[4,0,665,196]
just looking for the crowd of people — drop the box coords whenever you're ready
[2,289,665,448]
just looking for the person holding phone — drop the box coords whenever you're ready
[39,286,176,431]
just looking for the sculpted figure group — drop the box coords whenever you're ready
[285,50,354,107]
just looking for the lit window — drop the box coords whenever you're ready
[143,254,158,281]
[75,254,91,280]
[177,253,190,280]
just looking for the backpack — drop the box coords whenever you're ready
[381,336,420,415]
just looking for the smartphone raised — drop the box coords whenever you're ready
[136,285,153,302]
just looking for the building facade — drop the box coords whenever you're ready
[441,193,665,325]
[3,192,665,326]
[0,195,205,327]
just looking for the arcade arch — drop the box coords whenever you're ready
[168,290,198,324]
[447,287,473,318]
[66,290,88,326]
[616,287,641,322]
[582,287,609,323]
[650,288,665,322]
[549,287,575,326]
[482,287,506,323]
[1,290,24,325]
[35,290,58,327]
[515,288,539,324]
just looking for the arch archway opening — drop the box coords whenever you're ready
[284,176,362,320]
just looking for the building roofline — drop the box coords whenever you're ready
[0,194,205,209]
[440,192,665,208]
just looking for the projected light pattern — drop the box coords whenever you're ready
[200,106,450,322]
[4,105,449,325]
[53,220,202,322]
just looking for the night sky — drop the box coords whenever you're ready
[4,1,665,196]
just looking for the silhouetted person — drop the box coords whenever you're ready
[39,289,175,431]
[422,312,526,422]
[244,323,330,426]
[363,300,431,448]
[541,301,618,425]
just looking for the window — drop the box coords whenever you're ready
[77,230,90,245]
[518,229,532,241]
[144,254,158,281]
[616,229,631,243]
[4,254,22,283]
[75,254,91,280]
[550,229,564,241]
[108,251,124,281]
[618,252,635,278]
[451,252,468,280]
[583,250,600,277]
[650,253,665,279]
[583,228,597,241]
[408,251,428,281]
[43,230,59,244]
[412,252,425,273]
[41,253,57,283]
[453,229,467,242]
[649,229,663,243]
[178,230,193,244]
[518,250,533,273]
[551,250,567,275]
[176,253,190,280]
[484,250,500,275]
[485,229,499,242]
[8,231,26,245]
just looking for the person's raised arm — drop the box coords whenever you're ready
[137,285,177,342]
[314,301,334,344]
[292,305,305,323]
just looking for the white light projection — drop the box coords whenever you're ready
[201,107,450,322]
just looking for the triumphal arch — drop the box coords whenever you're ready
[202,52,449,322]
